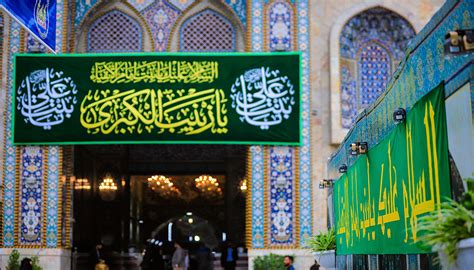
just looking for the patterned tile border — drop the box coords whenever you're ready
[2,20,20,247]
[297,0,312,246]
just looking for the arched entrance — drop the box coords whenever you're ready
[73,145,247,269]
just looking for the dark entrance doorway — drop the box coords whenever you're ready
[73,145,247,269]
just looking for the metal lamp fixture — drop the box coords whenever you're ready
[349,142,368,155]
[445,29,474,55]
[358,142,368,154]
[338,164,347,174]
[319,179,334,189]
[393,108,406,123]
[350,143,358,156]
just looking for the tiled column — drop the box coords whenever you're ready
[0,0,71,269]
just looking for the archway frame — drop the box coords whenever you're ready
[167,0,246,52]
[75,0,154,53]
[329,2,421,144]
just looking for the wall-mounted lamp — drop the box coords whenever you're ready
[338,164,347,174]
[393,108,406,123]
[445,29,473,55]
[349,142,368,155]
[350,143,359,156]
[319,179,334,189]
[358,142,368,154]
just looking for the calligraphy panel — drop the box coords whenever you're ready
[13,53,301,145]
[333,84,451,254]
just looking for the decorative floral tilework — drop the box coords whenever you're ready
[168,0,194,11]
[339,7,415,129]
[250,145,265,248]
[19,147,44,245]
[266,0,293,51]
[129,0,156,12]
[224,0,247,28]
[249,0,265,248]
[26,34,47,53]
[75,0,99,28]
[3,21,21,247]
[358,43,391,107]
[45,146,60,247]
[141,0,181,52]
[268,147,295,246]
[297,0,312,246]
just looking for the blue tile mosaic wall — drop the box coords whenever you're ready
[268,147,295,246]
[45,146,60,247]
[250,146,265,248]
[3,20,21,247]
[339,7,415,129]
[224,0,247,28]
[19,147,44,245]
[297,0,313,246]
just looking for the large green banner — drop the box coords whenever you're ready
[333,84,451,254]
[13,53,301,145]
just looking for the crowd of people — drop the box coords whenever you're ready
[89,241,316,270]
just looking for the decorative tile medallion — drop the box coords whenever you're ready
[266,0,293,51]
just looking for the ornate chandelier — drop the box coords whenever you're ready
[148,175,181,199]
[74,178,91,190]
[194,175,223,199]
[99,175,118,201]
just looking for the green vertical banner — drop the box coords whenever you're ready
[334,84,451,254]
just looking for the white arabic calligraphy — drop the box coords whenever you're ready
[17,68,78,130]
[230,67,295,129]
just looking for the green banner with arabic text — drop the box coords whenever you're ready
[333,84,451,254]
[13,53,301,145]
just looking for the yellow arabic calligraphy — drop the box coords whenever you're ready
[336,100,442,249]
[402,101,440,243]
[90,61,219,84]
[80,88,228,135]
